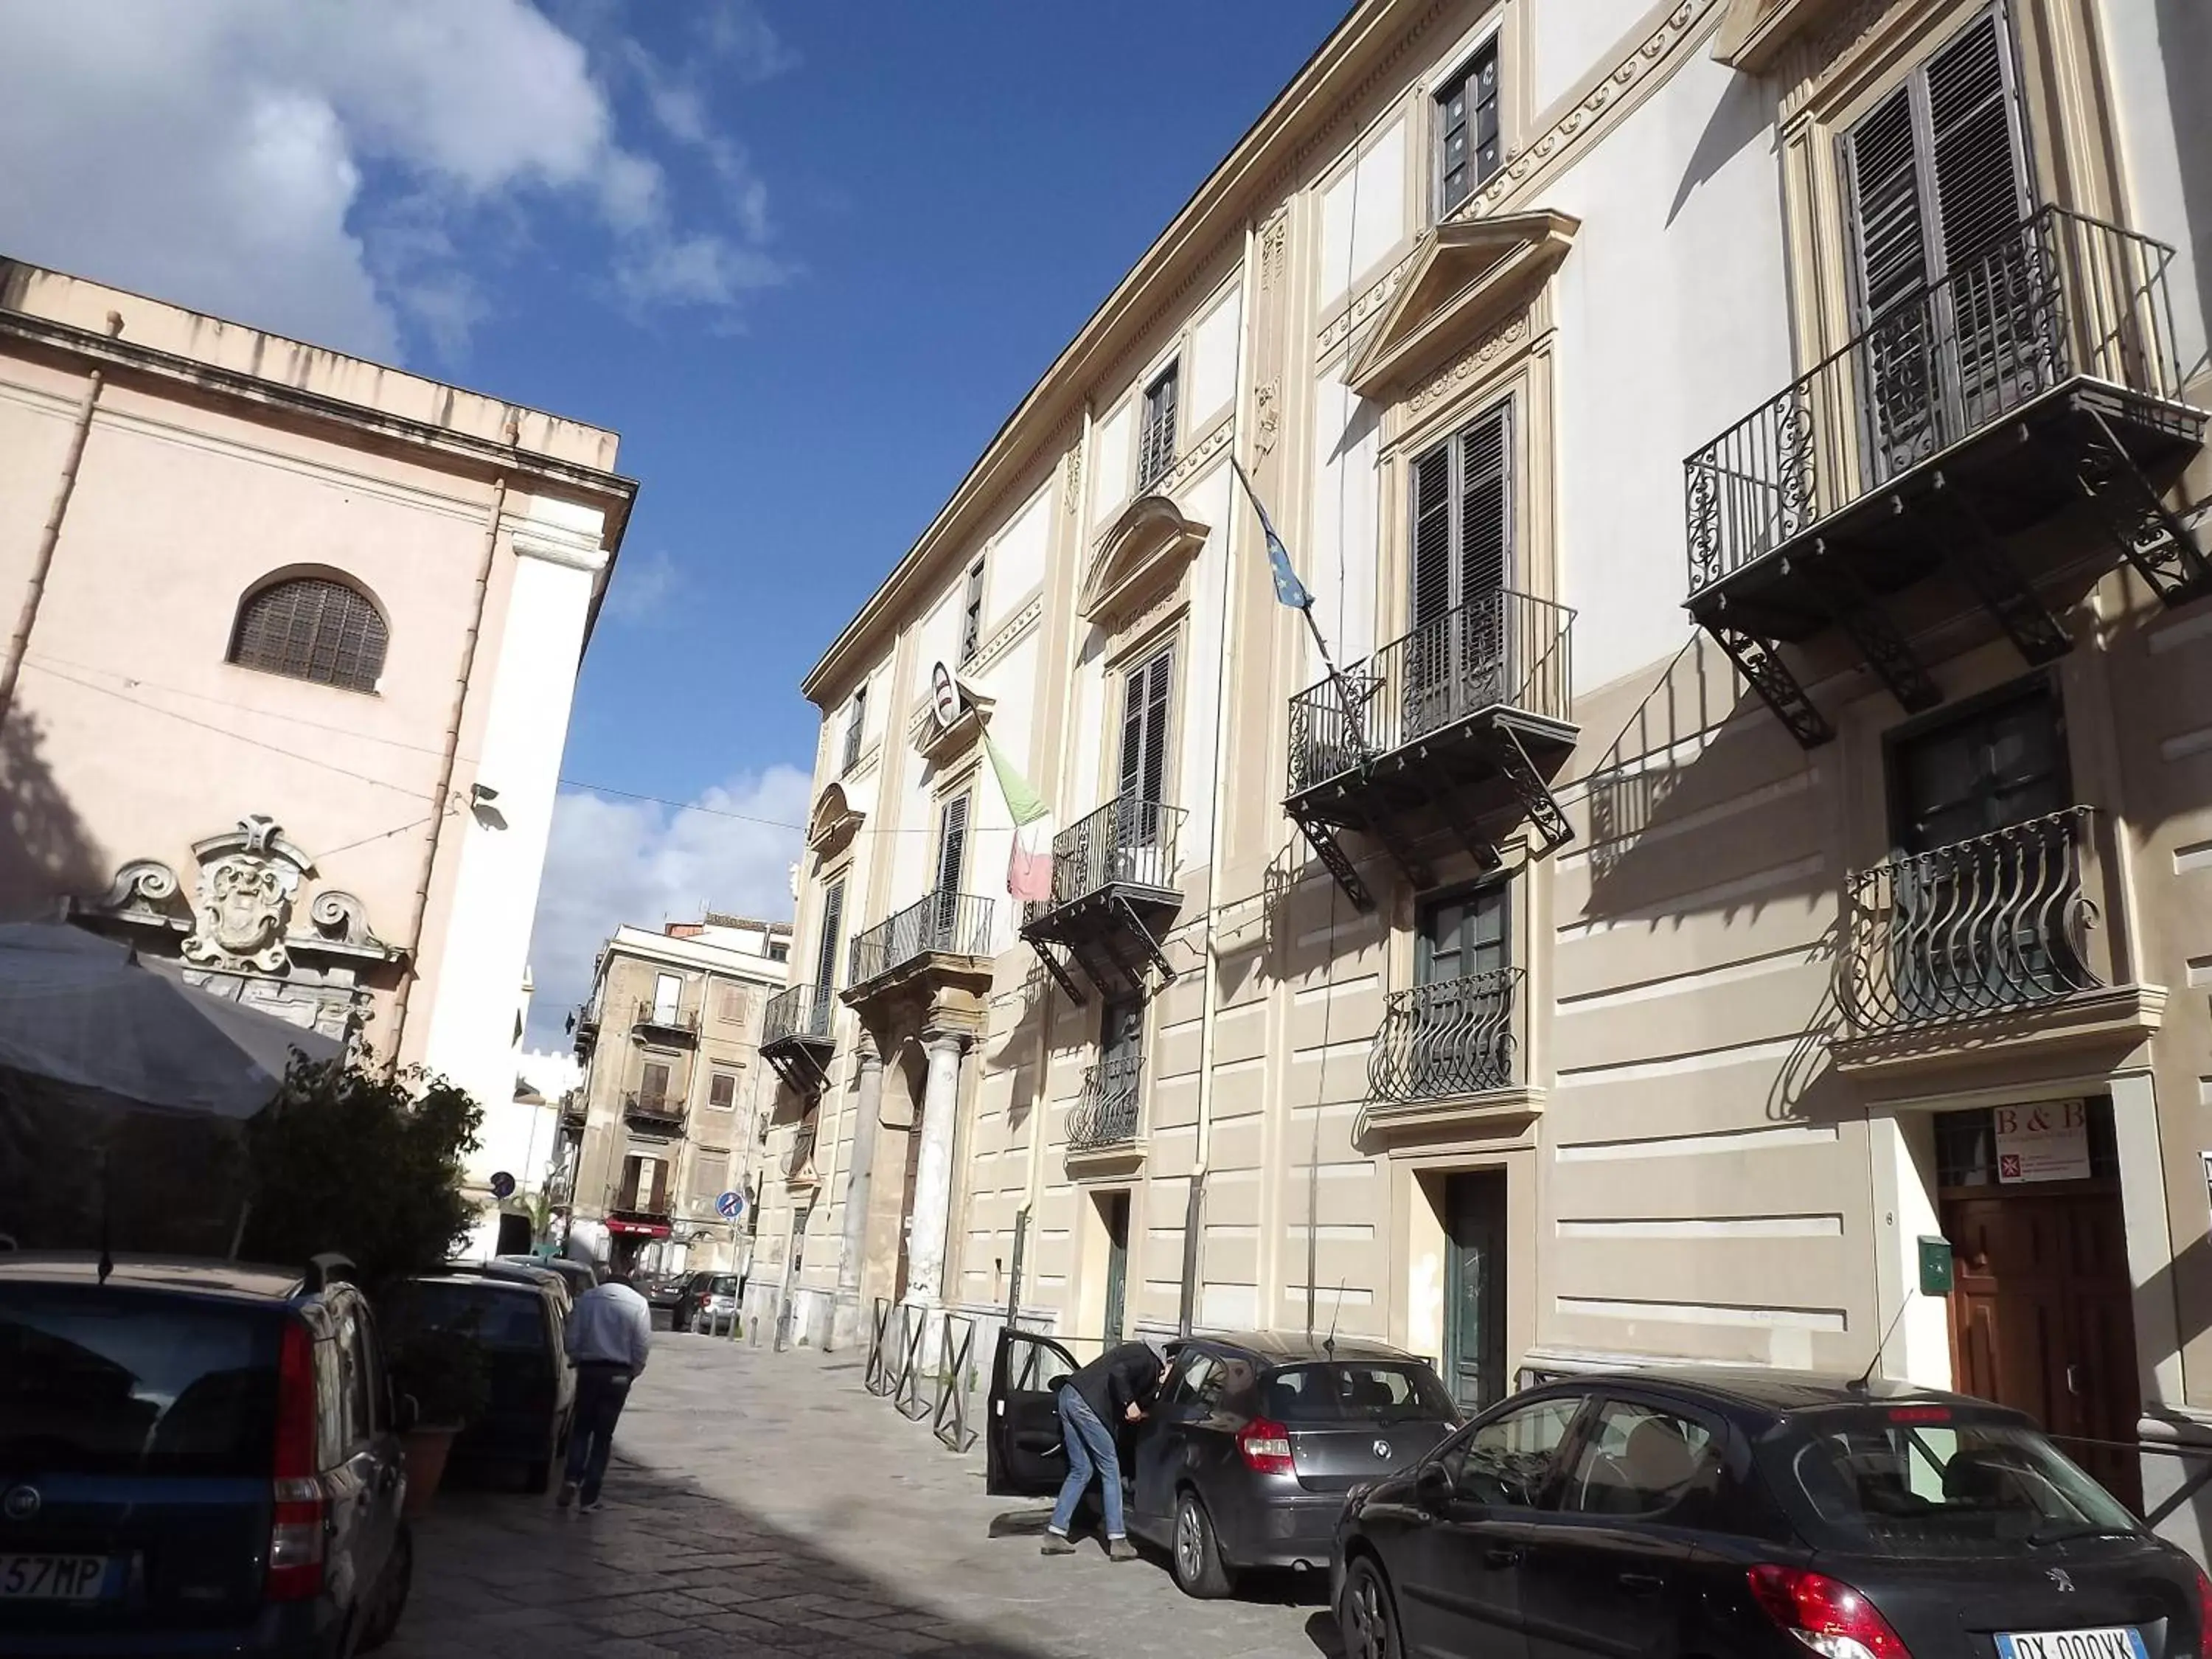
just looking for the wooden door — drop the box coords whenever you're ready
[1945,1189,2140,1510]
[1443,1171,1509,1413]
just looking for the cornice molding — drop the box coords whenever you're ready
[1405,307,1534,415]
[1081,495,1211,625]
[1347,211,1576,400]
[1160,412,1235,497]
[1320,247,1423,358]
[970,594,1043,674]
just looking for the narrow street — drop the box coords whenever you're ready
[384,1330,1335,1659]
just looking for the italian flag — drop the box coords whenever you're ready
[985,734,1054,903]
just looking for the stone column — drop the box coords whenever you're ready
[828,1038,885,1350]
[902,1028,968,1309]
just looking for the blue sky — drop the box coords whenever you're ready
[0,0,1349,1043]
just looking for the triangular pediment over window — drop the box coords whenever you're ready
[1712,0,1847,73]
[1346,210,1579,401]
[1079,495,1210,625]
[807,778,871,855]
[911,669,997,768]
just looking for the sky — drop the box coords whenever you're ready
[0,0,1350,1049]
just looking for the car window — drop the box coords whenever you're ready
[1005,1335,1078,1394]
[1169,1352,1218,1406]
[1264,1363,1458,1425]
[1441,1393,1584,1508]
[1563,1399,1723,1523]
[709,1276,739,1295]
[389,1283,551,1353]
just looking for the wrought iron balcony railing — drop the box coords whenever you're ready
[633,1000,700,1035]
[1022,795,1186,925]
[762,983,835,1048]
[622,1092,686,1135]
[847,889,995,989]
[1838,806,2104,1037]
[1287,589,1573,796]
[1368,967,1523,1104]
[1686,206,2191,596]
[1067,1049,1142,1151]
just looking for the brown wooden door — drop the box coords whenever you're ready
[1944,1189,2140,1510]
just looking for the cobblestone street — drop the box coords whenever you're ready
[383,1330,1335,1659]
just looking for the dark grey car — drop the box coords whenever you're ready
[987,1329,1461,1598]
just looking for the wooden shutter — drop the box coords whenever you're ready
[815,880,844,990]
[1926,14,2026,274]
[1847,86,1930,324]
[1410,445,1454,627]
[641,1061,670,1103]
[646,1159,669,1213]
[619,1156,641,1209]
[1418,886,1510,986]
[1457,405,1511,607]
[709,1071,736,1110]
[936,795,969,894]
[1119,650,1172,807]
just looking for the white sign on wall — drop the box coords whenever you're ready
[1994,1099,2092,1184]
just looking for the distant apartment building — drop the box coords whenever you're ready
[0,257,634,1125]
[558,916,790,1273]
[759,0,2212,1556]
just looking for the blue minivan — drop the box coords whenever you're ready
[0,1253,413,1656]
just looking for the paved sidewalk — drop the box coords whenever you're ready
[383,1331,1335,1659]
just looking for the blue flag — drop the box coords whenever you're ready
[1233,459,1312,611]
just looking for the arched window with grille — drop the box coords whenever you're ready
[226,573,388,692]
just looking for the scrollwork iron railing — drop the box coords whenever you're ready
[1287,589,1574,796]
[633,999,700,1034]
[762,982,835,1047]
[848,890,995,988]
[1837,807,2103,1036]
[1367,967,1522,1103]
[1685,206,2189,594]
[1067,1049,1141,1150]
[1022,795,1186,926]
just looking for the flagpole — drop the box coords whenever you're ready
[1233,459,1368,759]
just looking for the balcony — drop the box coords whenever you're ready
[622,1092,686,1138]
[1020,795,1186,1001]
[1363,967,1542,1138]
[1065,1049,1144,1178]
[844,890,995,1026]
[557,1095,586,1130]
[1831,806,2164,1074]
[571,1004,599,1055]
[1685,206,2208,748]
[1286,588,1576,908]
[762,982,836,1094]
[633,1000,700,1042]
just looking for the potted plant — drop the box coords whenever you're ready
[386,1326,490,1518]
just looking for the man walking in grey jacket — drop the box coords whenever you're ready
[558,1268,654,1511]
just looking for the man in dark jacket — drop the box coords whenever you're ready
[1041,1340,1165,1559]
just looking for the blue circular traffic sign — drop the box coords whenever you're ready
[714,1190,745,1220]
[489,1171,516,1200]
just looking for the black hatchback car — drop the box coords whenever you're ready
[385,1271,573,1493]
[989,1329,1461,1597]
[0,1253,413,1657]
[1332,1367,2208,1659]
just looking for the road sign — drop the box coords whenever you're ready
[715,1190,745,1220]
[489,1171,515,1200]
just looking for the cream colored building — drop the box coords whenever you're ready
[758,0,2212,1548]
[560,917,790,1275]
[0,256,634,1133]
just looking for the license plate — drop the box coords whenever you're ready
[1995,1628,2149,1659]
[0,1554,114,1601]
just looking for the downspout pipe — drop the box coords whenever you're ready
[0,310,124,726]
[389,459,511,1066]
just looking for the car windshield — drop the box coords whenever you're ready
[1262,1363,1456,1425]
[0,1284,277,1475]
[1767,1408,2138,1557]
[390,1282,546,1353]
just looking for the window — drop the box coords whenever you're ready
[768,940,789,962]
[650,973,682,1023]
[639,1060,671,1107]
[1434,41,1501,217]
[842,685,868,773]
[1419,884,1509,987]
[711,983,746,1025]
[1410,403,1512,630]
[1137,361,1179,491]
[1167,1352,1220,1407]
[1119,648,1172,810]
[815,879,845,992]
[1260,1363,1458,1425]
[933,793,971,947]
[1439,1392,1583,1508]
[1889,681,2066,853]
[708,1071,737,1111]
[960,561,986,665]
[687,1149,730,1201]
[228,574,387,692]
[1564,1399,1724,1522]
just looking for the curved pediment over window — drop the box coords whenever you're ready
[1346,210,1579,401]
[1080,495,1209,625]
[807,777,872,856]
[911,668,997,768]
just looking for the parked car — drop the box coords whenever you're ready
[987,1328,1461,1596]
[0,1251,414,1656]
[505,1256,597,1300]
[681,1274,740,1335]
[645,1273,686,1318]
[383,1272,574,1493]
[1331,1366,2208,1659]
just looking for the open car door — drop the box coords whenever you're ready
[987,1328,1080,1496]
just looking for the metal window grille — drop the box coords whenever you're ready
[229,576,387,692]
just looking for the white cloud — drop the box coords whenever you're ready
[602,547,681,624]
[0,0,786,361]
[524,768,809,1046]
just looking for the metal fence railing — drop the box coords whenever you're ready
[621,1093,686,1136]
[1685,206,2190,595]
[1067,1050,1141,1150]
[633,1000,700,1034]
[1287,588,1574,796]
[849,890,995,989]
[762,982,835,1047]
[1368,966,1523,1102]
[1021,795,1186,926]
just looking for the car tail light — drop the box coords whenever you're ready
[1237,1418,1294,1476]
[2194,1567,2212,1658]
[265,1320,327,1602]
[1747,1565,1913,1659]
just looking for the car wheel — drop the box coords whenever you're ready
[1338,1557,1399,1659]
[355,1525,413,1653]
[1170,1489,1234,1599]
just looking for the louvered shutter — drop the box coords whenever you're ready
[815,880,844,991]
[1927,15,2026,274]
[1409,446,1454,627]
[1457,406,1511,608]
[936,795,969,894]
[1847,87,1930,326]
[1139,655,1170,809]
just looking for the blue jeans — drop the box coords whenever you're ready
[563,1363,633,1502]
[1048,1385,1124,1540]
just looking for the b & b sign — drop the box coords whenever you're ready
[1994,1099,2091,1184]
